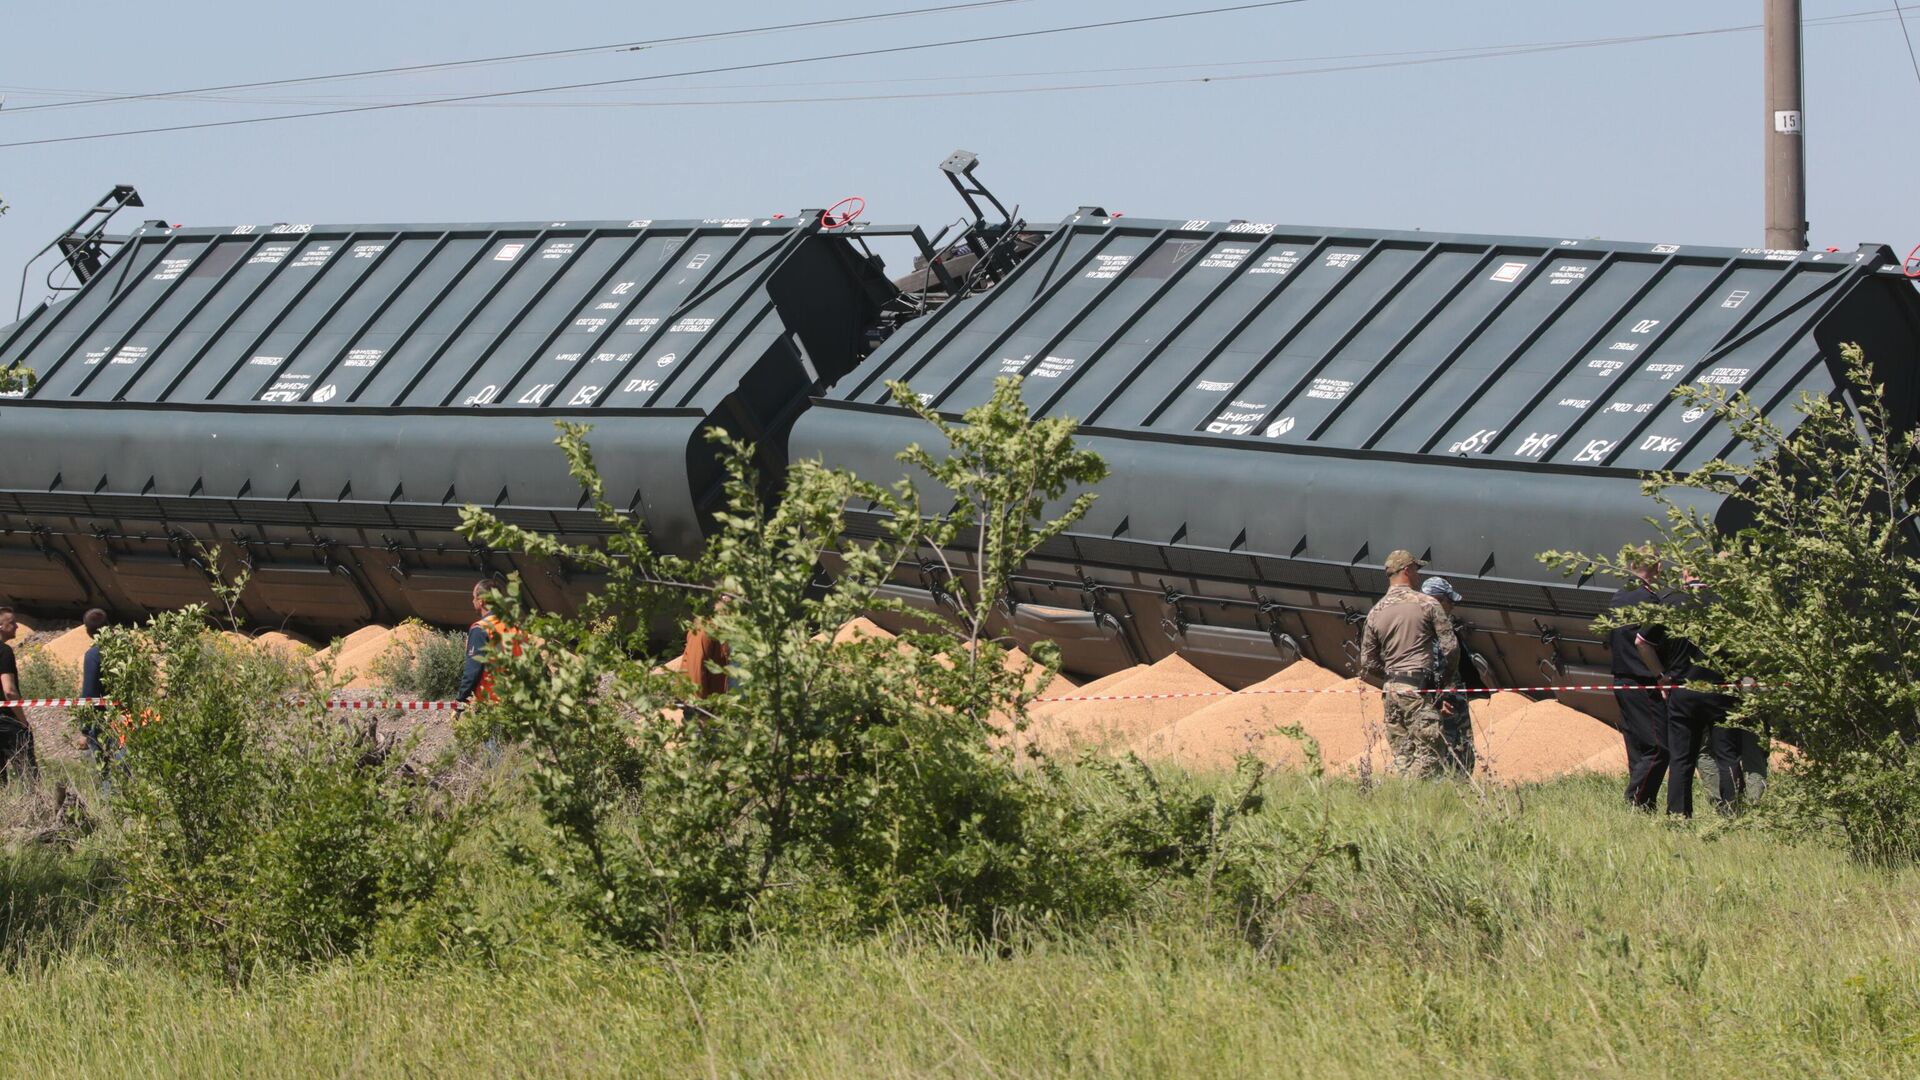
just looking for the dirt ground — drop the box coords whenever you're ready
[4,611,1642,783]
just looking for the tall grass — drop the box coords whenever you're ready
[0,773,1914,1077]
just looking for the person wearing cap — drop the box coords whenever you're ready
[1359,550,1458,779]
[1420,576,1476,775]
[457,580,523,705]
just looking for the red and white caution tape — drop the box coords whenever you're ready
[0,697,465,711]
[1037,680,1777,704]
[6,682,1780,711]
[311,699,466,711]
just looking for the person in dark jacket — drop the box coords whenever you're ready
[0,607,37,782]
[78,608,113,775]
[1607,549,1671,809]
[1654,572,1745,817]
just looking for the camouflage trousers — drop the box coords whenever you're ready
[1382,688,1447,779]
[1438,696,1476,775]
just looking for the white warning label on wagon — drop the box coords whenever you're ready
[343,348,384,369]
[1248,251,1302,276]
[493,243,526,262]
[1198,247,1252,270]
[1306,377,1353,401]
[1548,264,1589,286]
[1490,261,1528,283]
[1085,255,1133,280]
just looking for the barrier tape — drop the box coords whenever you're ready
[1035,679,1774,704]
[4,681,1778,712]
[0,697,465,711]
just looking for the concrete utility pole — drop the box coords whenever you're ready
[1764,0,1808,250]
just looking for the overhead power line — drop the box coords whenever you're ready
[162,13,1920,112]
[0,0,1309,149]
[7,2,1917,114]
[1895,1,1920,93]
[0,0,1045,115]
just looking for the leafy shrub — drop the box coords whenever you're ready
[96,609,462,975]
[0,362,33,396]
[15,647,77,701]
[459,378,1323,949]
[1546,344,1920,862]
[369,621,468,700]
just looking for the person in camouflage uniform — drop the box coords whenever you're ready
[1358,550,1459,779]
[1421,576,1476,776]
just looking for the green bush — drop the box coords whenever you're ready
[1546,343,1920,862]
[0,362,33,395]
[458,378,1331,949]
[368,621,468,700]
[96,609,464,976]
[15,647,78,701]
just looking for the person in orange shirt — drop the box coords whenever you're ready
[681,593,732,699]
[457,581,522,704]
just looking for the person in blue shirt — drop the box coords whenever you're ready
[77,608,113,776]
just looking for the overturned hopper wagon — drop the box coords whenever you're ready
[792,210,1920,721]
[0,211,898,633]
[4,162,1918,726]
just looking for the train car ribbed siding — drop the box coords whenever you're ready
[793,212,1920,716]
[0,216,892,634]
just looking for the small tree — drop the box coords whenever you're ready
[881,377,1108,733]
[99,608,460,975]
[458,377,1308,946]
[1545,344,1920,860]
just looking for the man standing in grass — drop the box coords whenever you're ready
[1359,550,1458,778]
[1420,576,1476,775]
[78,608,115,780]
[1607,548,1671,810]
[1655,570,1745,817]
[0,606,38,781]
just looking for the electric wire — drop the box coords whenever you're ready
[5,2,1916,113]
[0,0,1047,115]
[1894,0,1920,92]
[0,1,1311,149]
[2,3,1914,142]
[16,12,1910,117]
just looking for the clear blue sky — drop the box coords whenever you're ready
[3,0,1917,308]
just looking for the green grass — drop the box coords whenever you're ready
[1,774,1915,1078]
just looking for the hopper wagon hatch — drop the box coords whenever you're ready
[792,211,1920,722]
[0,214,898,632]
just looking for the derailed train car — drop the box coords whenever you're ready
[4,173,1919,724]
[792,210,1920,720]
[0,211,895,631]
